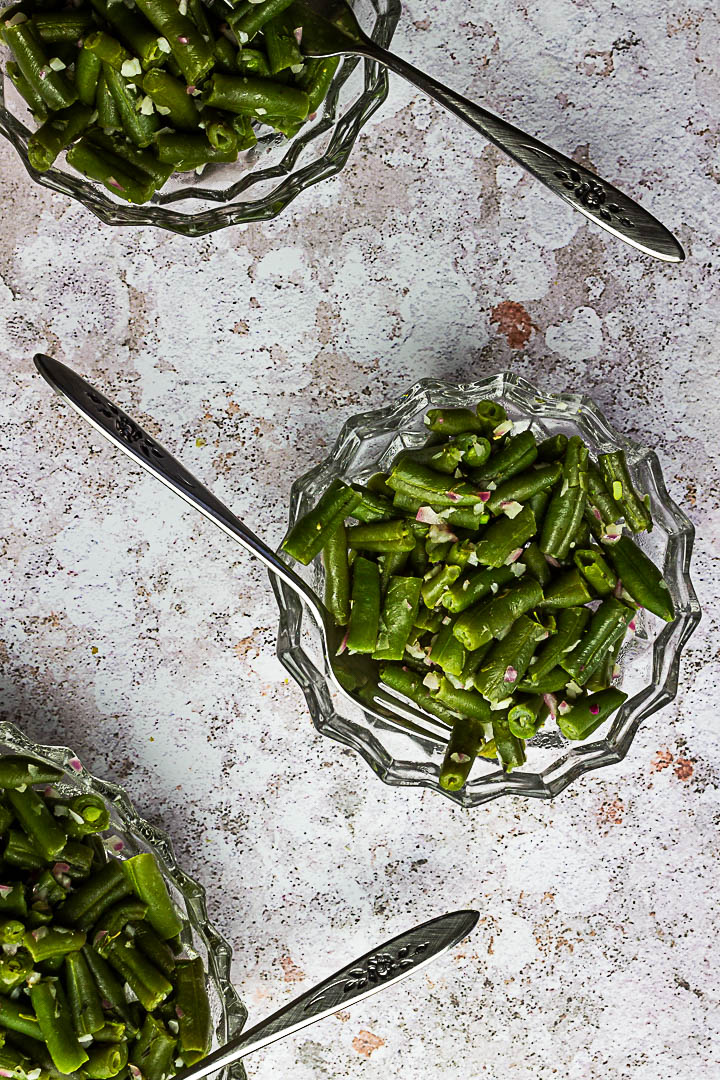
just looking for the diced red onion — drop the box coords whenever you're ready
[503,665,517,683]
[505,547,524,564]
[446,491,461,502]
[416,506,445,525]
[477,491,491,502]
[543,693,558,719]
[589,705,600,715]
[177,35,189,43]
[335,629,349,656]
[614,578,624,598]
[544,554,561,568]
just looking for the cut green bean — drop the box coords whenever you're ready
[439,715,486,791]
[602,534,674,621]
[323,522,351,626]
[282,479,360,565]
[29,980,89,1073]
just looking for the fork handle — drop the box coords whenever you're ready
[32,354,318,612]
[360,41,684,263]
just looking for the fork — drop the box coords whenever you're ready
[33,354,450,745]
[289,0,683,262]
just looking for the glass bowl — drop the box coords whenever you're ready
[272,373,701,808]
[0,719,248,1080]
[0,0,400,234]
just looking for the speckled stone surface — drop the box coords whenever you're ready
[1,0,719,1076]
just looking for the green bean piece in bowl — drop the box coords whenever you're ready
[0,0,399,232]
[273,374,700,807]
[0,721,247,1079]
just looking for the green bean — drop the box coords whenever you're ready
[23,925,86,962]
[134,0,215,83]
[264,12,303,73]
[60,860,132,928]
[0,758,62,791]
[28,101,93,171]
[345,556,380,654]
[428,622,466,677]
[587,463,623,525]
[523,541,551,586]
[93,898,149,953]
[133,922,176,978]
[387,459,490,509]
[474,505,536,568]
[92,0,167,69]
[540,568,593,609]
[6,787,66,861]
[323,522,351,626]
[440,564,515,614]
[378,664,456,725]
[561,597,634,685]
[204,72,309,120]
[0,994,43,1040]
[508,694,545,739]
[29,980,89,1073]
[378,548,410,594]
[228,0,296,42]
[439,715,486,791]
[4,828,45,870]
[95,70,121,130]
[346,520,416,553]
[6,59,48,120]
[452,577,543,652]
[475,400,508,435]
[515,666,569,694]
[602,535,674,621]
[0,949,33,991]
[82,944,137,1028]
[536,433,568,462]
[472,615,542,702]
[598,450,652,533]
[88,129,174,189]
[85,1039,129,1079]
[472,431,538,487]
[94,1021,128,1042]
[486,463,561,514]
[131,1013,176,1080]
[102,935,173,1011]
[33,12,94,45]
[350,485,395,523]
[0,883,27,918]
[573,547,618,597]
[373,577,422,661]
[282,479,360,565]
[557,687,628,740]
[3,21,78,110]
[421,564,461,609]
[527,605,590,683]
[434,678,492,722]
[174,956,211,1065]
[83,30,133,72]
[230,113,258,150]
[121,854,182,940]
[67,138,157,202]
[66,949,105,1036]
[75,45,102,107]
[237,46,272,78]
[424,408,484,435]
[141,67,200,129]
[155,132,238,169]
[103,63,159,147]
[528,488,551,527]
[492,713,526,771]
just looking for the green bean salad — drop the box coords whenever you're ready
[1,0,340,202]
[282,401,675,791]
[0,755,211,1078]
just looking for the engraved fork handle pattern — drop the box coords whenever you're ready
[172,910,479,1080]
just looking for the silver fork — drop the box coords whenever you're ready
[290,0,683,263]
[33,354,450,744]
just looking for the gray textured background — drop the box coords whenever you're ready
[1,0,719,1076]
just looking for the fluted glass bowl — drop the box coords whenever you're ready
[272,373,700,807]
[0,720,248,1079]
[0,0,399,234]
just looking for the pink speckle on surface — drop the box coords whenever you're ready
[68,757,82,772]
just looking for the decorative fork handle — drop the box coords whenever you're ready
[360,43,684,263]
[173,910,479,1080]
[32,354,317,610]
